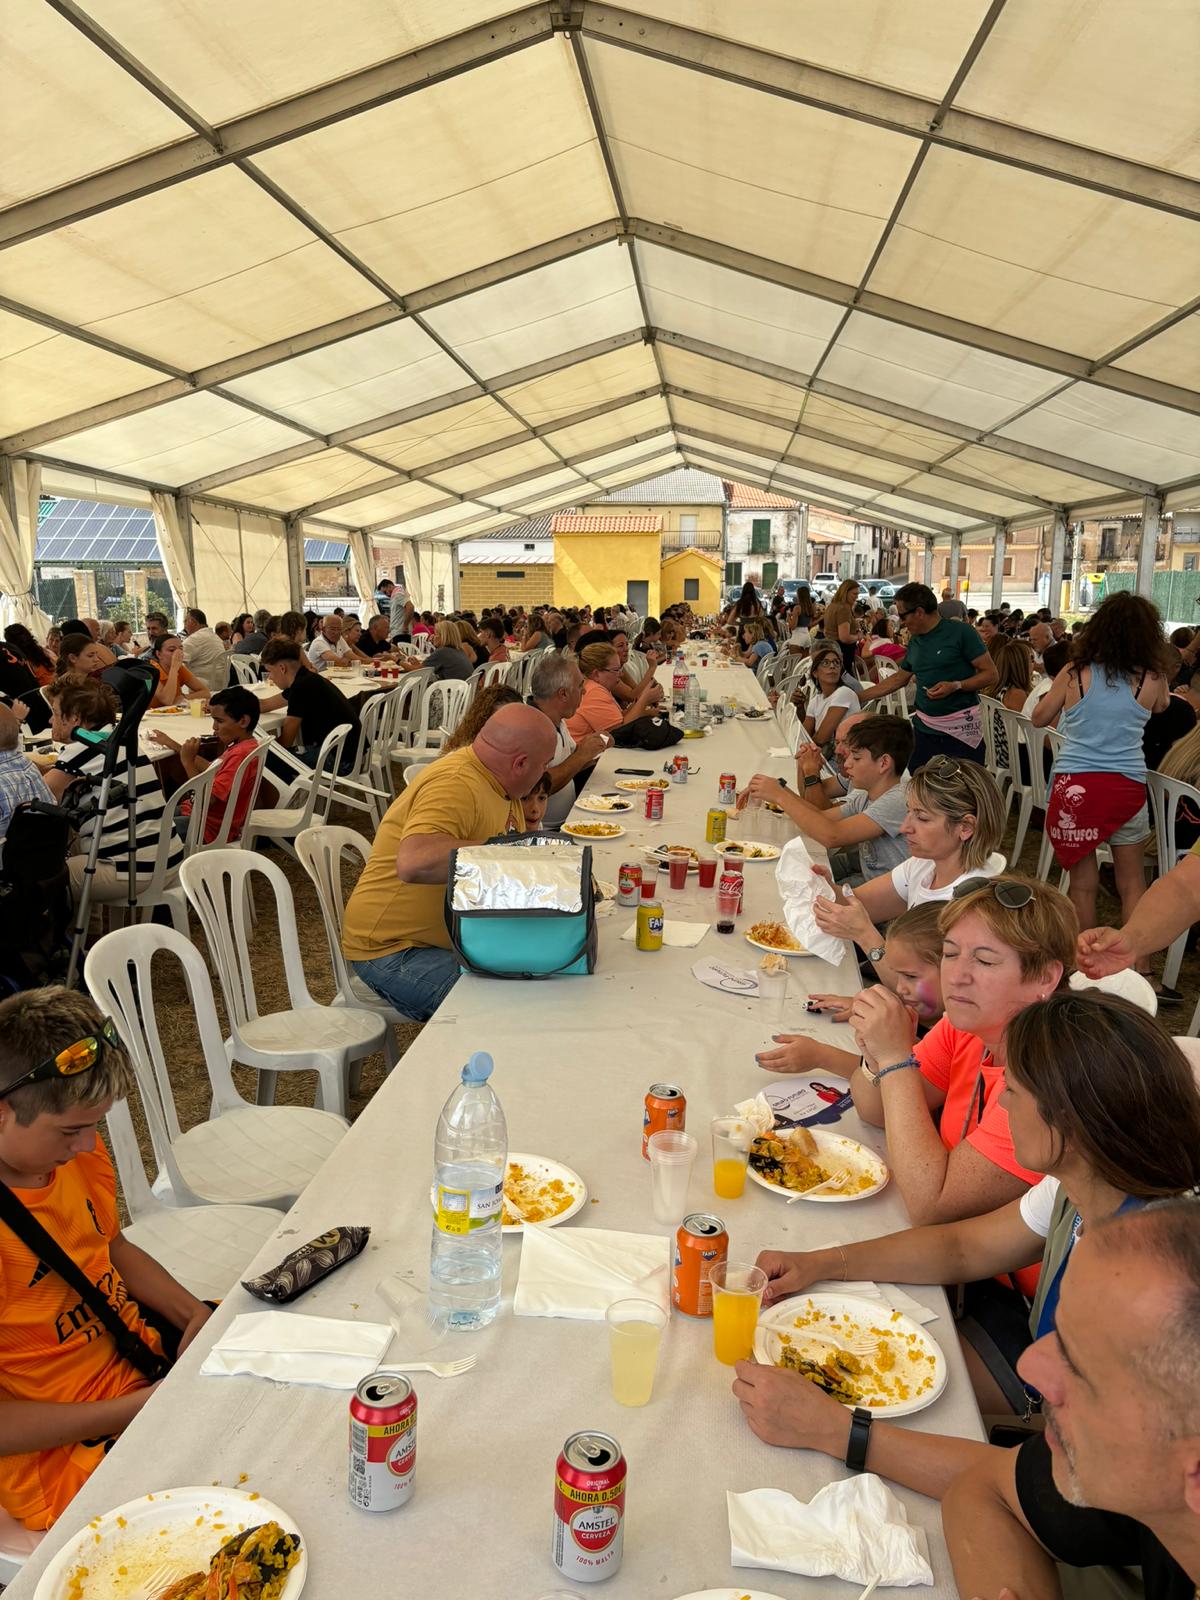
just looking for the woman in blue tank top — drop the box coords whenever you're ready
[1033,594,1168,942]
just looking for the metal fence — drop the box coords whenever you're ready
[1100,569,1200,623]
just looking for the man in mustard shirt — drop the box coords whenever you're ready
[343,703,557,1020]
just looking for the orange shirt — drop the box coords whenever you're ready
[915,1018,1041,1296]
[148,657,205,699]
[0,1146,162,1529]
[566,679,622,740]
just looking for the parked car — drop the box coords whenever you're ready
[810,571,841,601]
[770,578,813,607]
[861,578,899,601]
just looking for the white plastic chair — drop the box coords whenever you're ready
[109,766,216,936]
[242,723,350,858]
[394,679,472,770]
[327,690,392,831]
[386,669,431,765]
[1023,720,1059,881]
[85,922,348,1206]
[0,1512,41,1584]
[199,738,272,850]
[180,849,387,1115]
[477,660,510,692]
[980,699,1012,813]
[1147,769,1200,990]
[295,825,407,1070]
[998,708,1036,866]
[229,654,261,685]
[105,1094,285,1298]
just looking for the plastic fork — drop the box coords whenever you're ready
[786,1168,851,1203]
[385,1354,477,1378]
[129,1561,191,1600]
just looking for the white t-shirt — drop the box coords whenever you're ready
[889,851,1006,907]
[307,633,352,666]
[808,686,858,727]
[1022,677,1054,717]
[544,718,579,829]
[1019,1175,1061,1238]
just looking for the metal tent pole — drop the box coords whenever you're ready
[1136,496,1162,599]
[990,523,1007,610]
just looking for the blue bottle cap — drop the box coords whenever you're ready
[461,1051,494,1085]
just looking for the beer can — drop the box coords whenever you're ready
[635,898,663,952]
[718,866,743,915]
[616,862,642,906]
[642,1082,686,1160]
[348,1372,417,1511]
[672,1213,729,1318]
[552,1430,626,1583]
[705,807,727,845]
[718,772,737,806]
[644,786,664,822]
[669,754,689,785]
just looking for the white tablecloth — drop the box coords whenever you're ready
[6,658,982,1600]
[139,672,391,761]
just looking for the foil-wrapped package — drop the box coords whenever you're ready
[241,1225,370,1303]
[451,841,584,913]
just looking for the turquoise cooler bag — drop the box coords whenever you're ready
[444,835,596,979]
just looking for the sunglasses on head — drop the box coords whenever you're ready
[951,876,1034,909]
[0,1018,120,1100]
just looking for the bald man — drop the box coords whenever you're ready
[341,703,557,1020]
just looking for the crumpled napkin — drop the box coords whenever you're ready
[620,918,709,947]
[198,1311,393,1389]
[777,836,846,965]
[722,1091,775,1151]
[1069,967,1157,1015]
[514,1225,671,1320]
[728,1477,933,1586]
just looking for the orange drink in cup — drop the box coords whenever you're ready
[710,1261,767,1365]
[710,1117,749,1199]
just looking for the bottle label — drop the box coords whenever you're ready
[434,1180,503,1236]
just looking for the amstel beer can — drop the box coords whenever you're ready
[642,1082,686,1160]
[617,862,643,906]
[718,772,737,806]
[552,1430,626,1583]
[348,1372,417,1511]
[672,1213,729,1318]
[705,807,727,845]
[635,897,664,952]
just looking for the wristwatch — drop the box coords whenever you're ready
[803,775,822,789]
[845,1406,873,1472]
[865,944,886,963]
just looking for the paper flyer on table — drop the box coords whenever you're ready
[762,1079,854,1127]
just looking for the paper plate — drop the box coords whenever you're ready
[645,843,701,871]
[744,924,807,956]
[561,821,625,840]
[754,1291,946,1417]
[714,841,780,863]
[747,1128,889,1203]
[35,1486,306,1600]
[614,777,670,792]
[572,795,634,814]
[501,1153,587,1234]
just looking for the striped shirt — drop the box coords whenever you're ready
[57,735,183,878]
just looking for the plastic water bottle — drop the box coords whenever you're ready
[429,1051,507,1330]
[684,673,702,729]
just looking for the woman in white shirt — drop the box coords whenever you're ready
[803,646,859,750]
[811,754,1006,983]
[732,991,1200,1499]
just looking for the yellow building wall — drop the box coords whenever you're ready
[660,551,722,615]
[458,564,554,611]
[553,533,662,616]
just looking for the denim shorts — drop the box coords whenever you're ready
[351,946,460,1023]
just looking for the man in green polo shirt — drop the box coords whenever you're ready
[858,582,996,770]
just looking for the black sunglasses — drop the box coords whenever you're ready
[0,1018,121,1100]
[951,876,1034,909]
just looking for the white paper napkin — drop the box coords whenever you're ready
[799,1280,938,1326]
[776,837,847,965]
[199,1311,393,1389]
[620,918,709,947]
[766,745,791,758]
[514,1225,671,1320]
[728,1478,933,1586]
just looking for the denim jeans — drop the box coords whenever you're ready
[907,718,986,773]
[352,946,461,1022]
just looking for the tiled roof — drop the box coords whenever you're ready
[463,514,554,542]
[591,469,725,505]
[722,481,799,510]
[458,549,554,565]
[552,513,662,534]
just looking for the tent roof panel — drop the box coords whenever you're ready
[798,394,963,461]
[546,397,673,459]
[657,347,807,426]
[572,431,676,477]
[85,0,512,126]
[487,466,581,509]
[1112,313,1200,390]
[497,343,661,423]
[669,398,794,457]
[946,444,1124,506]
[953,0,1200,179]
[869,147,1200,358]
[46,392,312,484]
[2,0,191,209]
[253,41,614,293]
[352,396,517,471]
[421,244,641,380]
[427,440,562,496]
[0,310,166,437]
[997,384,1200,484]
[208,450,393,513]
[374,502,496,539]
[325,480,462,527]
[585,40,914,284]
[221,319,467,431]
[884,472,1032,521]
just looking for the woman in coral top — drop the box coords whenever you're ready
[566,643,663,740]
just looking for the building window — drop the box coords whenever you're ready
[750,518,770,554]
[761,561,778,589]
[1184,555,1197,573]
[725,560,742,586]
[496,570,524,579]
[1100,526,1119,560]
[988,556,1014,576]
[683,578,699,601]
[679,514,698,547]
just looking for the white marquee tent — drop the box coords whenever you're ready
[2,0,1198,626]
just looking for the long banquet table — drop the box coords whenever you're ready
[7,654,984,1599]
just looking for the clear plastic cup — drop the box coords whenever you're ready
[709,1261,768,1365]
[667,848,690,891]
[710,1116,749,1200]
[715,883,740,933]
[697,856,717,889]
[606,1298,667,1406]
[646,1130,697,1224]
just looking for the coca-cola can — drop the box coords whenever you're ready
[645,786,664,822]
[552,1430,626,1583]
[348,1372,417,1511]
[617,863,642,905]
[718,867,744,915]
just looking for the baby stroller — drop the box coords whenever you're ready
[0,801,73,995]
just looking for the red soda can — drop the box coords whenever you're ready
[617,862,642,905]
[645,786,664,822]
[552,1430,626,1583]
[642,1082,686,1160]
[718,772,737,806]
[348,1372,417,1511]
[718,865,744,915]
[672,1212,729,1317]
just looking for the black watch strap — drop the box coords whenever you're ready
[845,1406,873,1473]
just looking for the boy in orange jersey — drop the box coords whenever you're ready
[0,987,212,1530]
